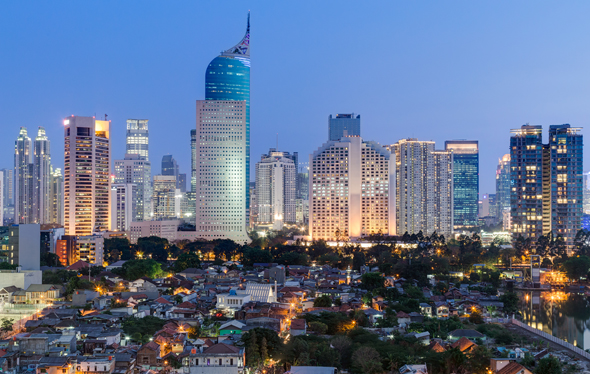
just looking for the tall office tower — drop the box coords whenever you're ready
[309,137,395,241]
[445,140,479,229]
[549,125,583,248]
[495,154,511,222]
[49,167,64,225]
[34,127,51,224]
[584,172,590,214]
[114,155,152,221]
[296,164,309,225]
[196,100,249,242]
[249,182,257,228]
[152,175,178,220]
[111,183,136,231]
[255,149,297,230]
[328,114,361,141]
[64,116,111,236]
[1,168,13,212]
[161,155,179,178]
[510,124,583,249]
[432,150,454,237]
[178,173,187,193]
[126,119,149,160]
[14,127,34,224]
[0,171,3,226]
[203,14,251,227]
[191,129,197,194]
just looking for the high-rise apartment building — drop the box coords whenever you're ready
[328,114,361,141]
[111,183,136,231]
[14,127,34,224]
[432,150,454,237]
[191,129,197,194]
[153,175,178,220]
[310,136,395,241]
[445,140,479,228]
[510,124,583,249]
[64,116,111,236]
[34,127,51,224]
[203,14,251,228]
[0,171,4,226]
[114,155,152,221]
[50,167,64,225]
[255,149,297,230]
[126,119,149,160]
[1,168,13,223]
[495,154,511,222]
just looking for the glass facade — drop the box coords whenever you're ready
[495,154,511,221]
[205,17,251,221]
[328,113,361,141]
[445,141,479,228]
[126,119,149,161]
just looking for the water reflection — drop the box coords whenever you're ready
[519,291,590,349]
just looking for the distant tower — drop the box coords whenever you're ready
[64,116,111,235]
[126,119,149,160]
[114,155,152,222]
[445,140,479,229]
[50,167,64,225]
[328,113,361,141]
[34,127,51,224]
[14,127,33,224]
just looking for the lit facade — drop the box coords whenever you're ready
[510,124,583,249]
[34,127,52,224]
[111,183,136,231]
[153,175,178,220]
[126,119,149,160]
[114,155,152,221]
[76,235,104,265]
[14,127,34,224]
[49,167,64,225]
[204,14,251,225]
[310,136,395,241]
[495,154,511,222]
[255,149,297,230]
[445,140,479,229]
[328,113,361,141]
[64,116,111,236]
[432,150,454,237]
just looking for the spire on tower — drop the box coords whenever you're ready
[223,12,250,57]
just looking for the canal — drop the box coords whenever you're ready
[519,290,590,350]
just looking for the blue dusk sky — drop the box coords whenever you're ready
[1,1,589,194]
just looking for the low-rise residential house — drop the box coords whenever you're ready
[113,353,136,374]
[434,302,449,318]
[290,319,306,336]
[93,296,112,310]
[490,359,532,374]
[129,278,158,294]
[0,286,21,303]
[25,284,61,304]
[399,364,428,374]
[137,342,167,369]
[419,303,432,317]
[219,321,245,336]
[448,329,485,342]
[36,356,76,374]
[363,308,384,324]
[216,290,251,314]
[451,337,478,353]
[396,311,411,327]
[188,343,245,374]
[76,356,115,374]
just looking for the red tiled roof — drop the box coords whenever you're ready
[176,301,197,309]
[67,260,89,271]
[154,297,173,305]
[498,362,529,374]
[203,343,240,354]
[142,342,160,351]
[451,337,477,352]
[290,319,306,330]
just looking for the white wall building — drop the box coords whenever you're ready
[309,136,395,241]
[152,175,178,220]
[114,155,152,222]
[76,235,104,266]
[255,149,296,230]
[187,343,245,374]
[34,127,52,224]
[432,150,454,237]
[195,100,249,243]
[216,290,251,313]
[111,184,136,232]
[126,119,149,161]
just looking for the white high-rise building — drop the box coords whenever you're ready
[111,183,136,231]
[114,155,152,221]
[195,100,249,243]
[64,116,111,236]
[0,171,4,226]
[126,119,149,160]
[255,149,297,230]
[14,127,34,224]
[34,127,51,224]
[309,136,395,241]
[392,139,454,237]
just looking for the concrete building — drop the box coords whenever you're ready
[49,167,64,225]
[126,119,149,160]
[195,100,249,243]
[76,235,104,266]
[328,113,361,141]
[114,154,152,222]
[129,219,198,244]
[432,150,454,237]
[310,136,395,241]
[495,154,511,222]
[1,168,13,225]
[8,224,40,270]
[111,184,136,232]
[187,343,245,374]
[64,116,111,235]
[34,127,52,224]
[255,149,297,230]
[510,124,583,249]
[152,175,178,220]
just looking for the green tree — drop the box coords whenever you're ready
[351,346,382,374]
[535,356,561,374]
[40,252,62,267]
[499,291,519,314]
[313,295,332,307]
[187,325,201,339]
[121,259,163,280]
[242,247,273,266]
[469,310,484,324]
[1,318,14,332]
[361,272,385,291]
[122,316,166,338]
[308,321,328,334]
[174,252,201,272]
[562,255,590,282]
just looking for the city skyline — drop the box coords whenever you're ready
[2,2,590,194]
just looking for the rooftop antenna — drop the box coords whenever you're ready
[105,114,108,121]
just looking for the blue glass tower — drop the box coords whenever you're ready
[205,14,251,221]
[445,140,479,228]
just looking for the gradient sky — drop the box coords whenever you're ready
[1,1,590,194]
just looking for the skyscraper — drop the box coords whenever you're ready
[190,128,197,194]
[310,137,395,241]
[49,167,64,225]
[328,113,361,141]
[64,116,111,236]
[1,168,13,224]
[14,127,33,224]
[495,154,511,221]
[196,14,250,242]
[161,155,179,179]
[432,150,454,237]
[152,175,178,220]
[111,183,136,231]
[510,124,583,250]
[126,119,149,160]
[255,149,297,230]
[34,127,51,224]
[445,140,479,229]
[114,155,152,222]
